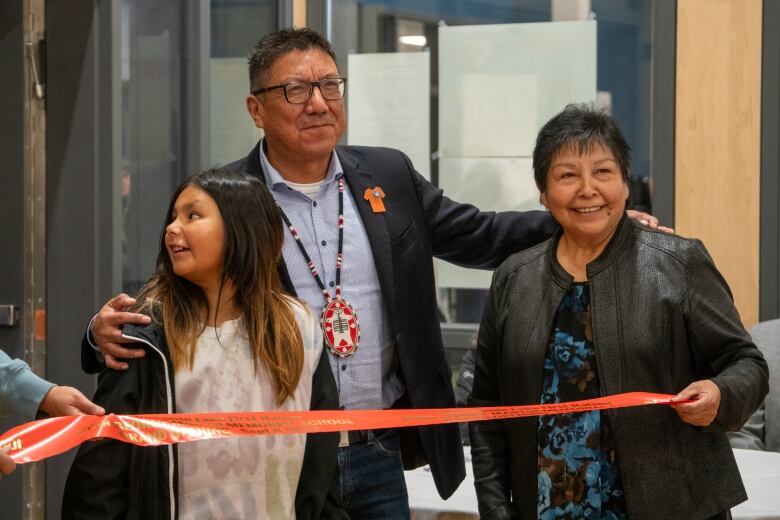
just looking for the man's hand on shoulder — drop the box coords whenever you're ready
[626,209,675,234]
[39,386,106,417]
[91,293,151,370]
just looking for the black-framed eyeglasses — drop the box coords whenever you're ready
[251,77,347,104]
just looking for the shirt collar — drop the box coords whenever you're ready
[259,139,343,189]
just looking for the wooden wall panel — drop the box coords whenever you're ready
[294,0,306,27]
[676,0,762,326]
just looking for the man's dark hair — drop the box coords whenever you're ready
[532,103,631,192]
[247,27,338,92]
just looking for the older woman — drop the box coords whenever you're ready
[469,104,768,520]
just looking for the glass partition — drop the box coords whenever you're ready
[120,0,277,294]
[326,0,660,375]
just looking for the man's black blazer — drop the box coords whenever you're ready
[226,141,557,499]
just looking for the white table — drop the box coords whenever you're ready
[406,448,780,519]
[732,448,780,519]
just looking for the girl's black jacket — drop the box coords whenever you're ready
[62,321,346,520]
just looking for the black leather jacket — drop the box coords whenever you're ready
[64,321,345,520]
[470,215,769,520]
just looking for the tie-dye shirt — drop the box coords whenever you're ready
[176,299,321,520]
[537,283,627,520]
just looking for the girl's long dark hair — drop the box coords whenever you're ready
[134,169,304,404]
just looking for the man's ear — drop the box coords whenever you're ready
[246,95,265,130]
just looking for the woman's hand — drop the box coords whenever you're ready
[669,380,721,427]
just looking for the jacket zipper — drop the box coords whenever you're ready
[122,333,176,520]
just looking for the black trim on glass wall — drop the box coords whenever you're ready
[760,0,780,321]
[649,0,676,228]
[308,2,326,39]
[185,0,211,175]
[279,0,293,28]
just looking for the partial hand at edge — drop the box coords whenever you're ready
[626,209,675,234]
[669,379,721,427]
[91,293,151,370]
[39,386,106,417]
[0,448,15,478]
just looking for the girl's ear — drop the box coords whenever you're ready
[539,192,548,209]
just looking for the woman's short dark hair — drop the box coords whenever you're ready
[532,104,631,192]
[247,27,338,92]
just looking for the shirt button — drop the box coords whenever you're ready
[341,364,347,371]
[329,281,335,288]
[321,240,327,246]
[313,201,318,207]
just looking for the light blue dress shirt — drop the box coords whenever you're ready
[0,349,54,419]
[260,145,405,410]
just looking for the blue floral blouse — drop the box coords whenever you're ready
[537,283,627,520]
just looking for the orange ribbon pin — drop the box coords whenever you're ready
[364,187,386,213]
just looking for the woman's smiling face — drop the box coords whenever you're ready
[540,143,629,247]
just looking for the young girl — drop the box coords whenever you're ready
[63,169,342,519]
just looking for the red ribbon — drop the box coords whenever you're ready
[1,392,676,464]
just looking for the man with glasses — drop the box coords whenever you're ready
[83,27,663,519]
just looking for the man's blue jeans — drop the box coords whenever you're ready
[338,429,411,519]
